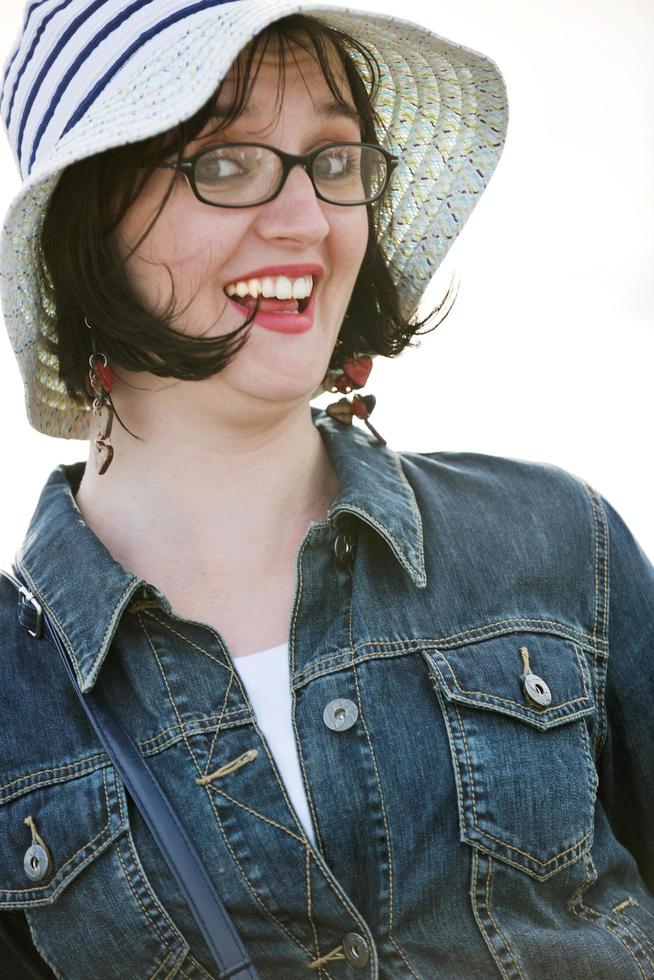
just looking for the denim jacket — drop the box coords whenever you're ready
[1,407,653,979]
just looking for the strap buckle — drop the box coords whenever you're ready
[17,585,43,639]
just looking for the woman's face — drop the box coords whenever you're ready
[116,37,369,406]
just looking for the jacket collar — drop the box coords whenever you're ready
[312,408,426,588]
[15,408,425,691]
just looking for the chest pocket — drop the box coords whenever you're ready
[422,632,598,881]
[0,763,191,977]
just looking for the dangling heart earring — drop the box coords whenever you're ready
[326,392,386,445]
[322,344,386,446]
[84,317,115,475]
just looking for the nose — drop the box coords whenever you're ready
[255,162,330,245]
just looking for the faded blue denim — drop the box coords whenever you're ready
[1,407,653,978]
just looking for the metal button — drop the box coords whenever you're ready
[333,529,355,568]
[323,698,358,732]
[24,843,50,881]
[523,672,552,707]
[342,932,370,968]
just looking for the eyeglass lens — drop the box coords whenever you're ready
[193,144,388,205]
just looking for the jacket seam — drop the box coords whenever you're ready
[113,836,179,978]
[137,611,356,969]
[0,753,108,801]
[0,713,255,800]
[350,629,422,979]
[470,851,525,979]
[294,621,607,681]
[570,855,654,976]
[290,529,343,979]
[570,477,610,763]
[289,526,327,853]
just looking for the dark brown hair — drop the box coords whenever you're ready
[39,13,455,411]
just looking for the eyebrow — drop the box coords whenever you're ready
[212,100,361,125]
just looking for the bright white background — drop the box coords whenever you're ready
[1,0,652,567]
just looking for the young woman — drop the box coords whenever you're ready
[0,2,652,978]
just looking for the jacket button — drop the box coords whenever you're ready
[342,932,370,967]
[323,698,358,731]
[24,843,50,881]
[333,529,355,568]
[523,672,552,706]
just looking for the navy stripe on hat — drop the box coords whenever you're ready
[4,1,75,129]
[2,0,57,95]
[23,0,159,172]
[61,0,229,144]
[1,0,236,177]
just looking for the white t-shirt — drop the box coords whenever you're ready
[232,642,317,846]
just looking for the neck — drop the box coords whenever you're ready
[74,379,339,593]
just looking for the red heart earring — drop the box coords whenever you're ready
[322,353,373,394]
[323,345,386,445]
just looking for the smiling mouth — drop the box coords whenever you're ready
[223,274,315,315]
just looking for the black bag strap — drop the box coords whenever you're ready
[1,567,260,980]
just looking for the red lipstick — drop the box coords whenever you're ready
[225,263,323,283]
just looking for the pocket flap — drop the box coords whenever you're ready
[424,632,594,730]
[0,764,126,908]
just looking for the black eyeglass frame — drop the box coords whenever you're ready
[159,141,400,208]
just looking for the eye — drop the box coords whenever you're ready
[314,146,355,179]
[211,157,243,178]
[197,148,249,181]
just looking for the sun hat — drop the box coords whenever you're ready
[0,0,509,441]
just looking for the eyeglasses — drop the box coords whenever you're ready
[158,141,399,207]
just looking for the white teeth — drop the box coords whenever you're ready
[275,276,293,300]
[225,274,314,301]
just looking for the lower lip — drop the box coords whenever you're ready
[226,285,316,333]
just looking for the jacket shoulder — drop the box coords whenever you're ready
[397,446,600,517]
[395,448,608,599]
